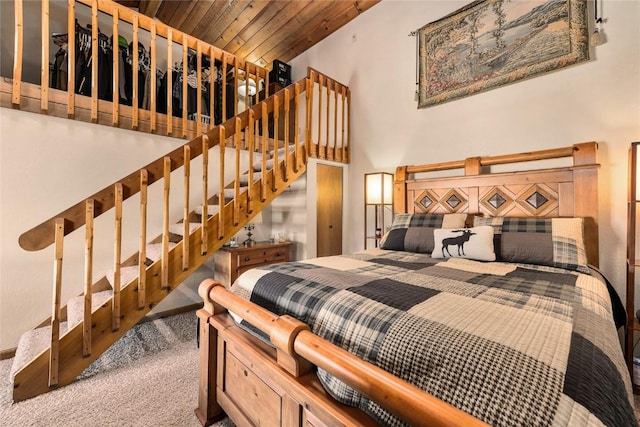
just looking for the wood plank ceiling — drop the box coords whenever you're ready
[116,0,381,70]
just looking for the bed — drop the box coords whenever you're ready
[195,142,637,427]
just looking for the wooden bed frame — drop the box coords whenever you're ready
[195,142,599,427]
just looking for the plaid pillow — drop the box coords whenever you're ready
[473,216,589,273]
[381,213,467,253]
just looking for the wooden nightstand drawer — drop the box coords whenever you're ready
[213,241,292,287]
[237,246,288,267]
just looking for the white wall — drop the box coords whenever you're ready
[0,108,266,350]
[289,0,640,304]
[0,110,176,349]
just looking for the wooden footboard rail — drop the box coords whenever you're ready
[197,279,488,427]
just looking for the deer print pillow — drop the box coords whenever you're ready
[431,226,496,261]
[380,213,467,253]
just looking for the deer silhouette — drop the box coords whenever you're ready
[442,229,476,257]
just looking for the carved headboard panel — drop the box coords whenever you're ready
[393,142,600,266]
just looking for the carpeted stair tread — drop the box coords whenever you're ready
[252,158,274,172]
[66,290,114,329]
[10,322,68,380]
[238,173,260,186]
[193,205,220,217]
[271,143,305,158]
[223,188,238,199]
[145,243,178,263]
[169,222,200,236]
[105,266,140,289]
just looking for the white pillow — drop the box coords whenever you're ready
[432,226,496,261]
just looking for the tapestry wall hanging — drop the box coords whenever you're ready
[417,0,589,108]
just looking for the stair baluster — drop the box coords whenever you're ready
[201,136,209,256]
[161,157,171,289]
[12,0,23,107]
[325,80,331,161]
[218,126,226,240]
[49,218,65,387]
[209,45,216,135]
[138,170,148,309]
[317,75,324,160]
[132,13,139,130]
[347,88,352,162]
[196,42,203,136]
[112,8,119,126]
[333,85,338,162]
[284,88,290,182]
[150,21,157,132]
[233,61,238,117]
[341,86,347,162]
[90,0,98,124]
[247,111,255,214]
[272,95,280,192]
[183,145,191,269]
[67,0,75,118]
[222,54,228,122]
[306,71,314,159]
[233,119,241,225]
[261,102,268,202]
[112,183,123,331]
[41,0,49,112]
[294,82,301,172]
[181,35,188,138]
[166,28,173,136]
[83,199,94,356]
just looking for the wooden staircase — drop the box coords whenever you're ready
[5,0,350,402]
[10,67,350,402]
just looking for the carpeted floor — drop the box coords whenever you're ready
[2,310,640,425]
[0,311,234,427]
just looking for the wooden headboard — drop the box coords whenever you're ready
[393,142,600,266]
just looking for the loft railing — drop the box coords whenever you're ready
[6,0,270,139]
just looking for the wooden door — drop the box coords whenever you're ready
[317,164,343,257]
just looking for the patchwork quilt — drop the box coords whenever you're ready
[229,249,636,427]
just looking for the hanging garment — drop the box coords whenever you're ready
[50,46,68,91]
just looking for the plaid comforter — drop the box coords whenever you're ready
[229,249,636,426]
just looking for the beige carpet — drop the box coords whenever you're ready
[0,311,233,427]
[2,310,639,425]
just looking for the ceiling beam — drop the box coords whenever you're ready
[139,0,163,18]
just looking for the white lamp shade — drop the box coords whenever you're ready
[365,173,393,204]
[238,78,257,97]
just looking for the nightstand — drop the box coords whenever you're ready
[212,241,292,287]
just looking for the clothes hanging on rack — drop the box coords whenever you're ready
[50,21,113,102]
[50,43,68,91]
[49,24,229,122]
